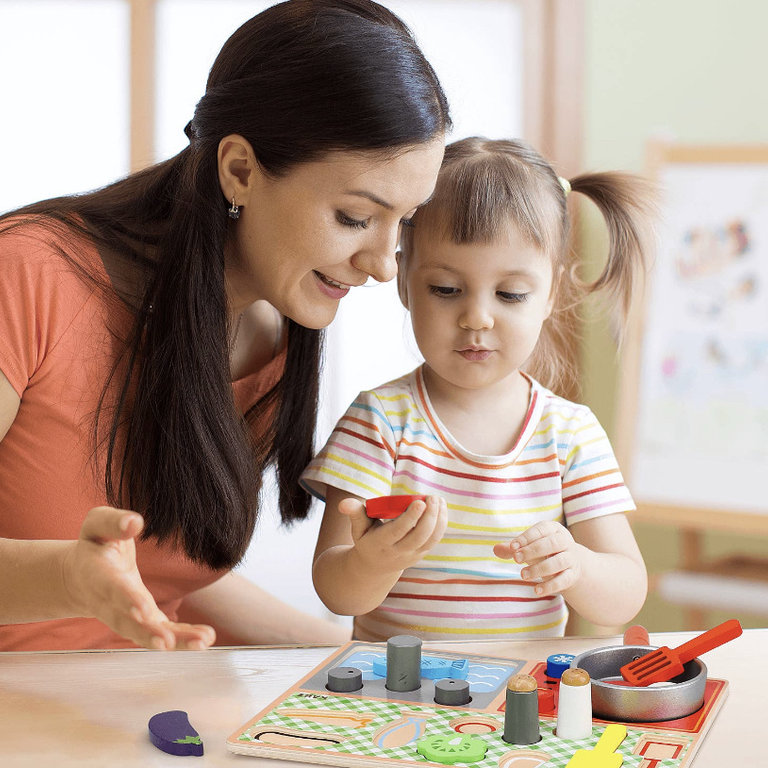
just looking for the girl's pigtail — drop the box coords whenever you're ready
[569,172,657,337]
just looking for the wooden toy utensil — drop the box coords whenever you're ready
[620,618,742,686]
[565,724,626,768]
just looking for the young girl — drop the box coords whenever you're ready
[302,137,653,641]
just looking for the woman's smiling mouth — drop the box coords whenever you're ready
[314,270,353,298]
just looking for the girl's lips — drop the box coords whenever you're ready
[457,349,492,361]
[314,270,351,299]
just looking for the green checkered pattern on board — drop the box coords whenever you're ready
[236,692,692,768]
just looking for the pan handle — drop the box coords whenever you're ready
[623,625,650,646]
[672,618,742,663]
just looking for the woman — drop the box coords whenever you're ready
[0,0,449,651]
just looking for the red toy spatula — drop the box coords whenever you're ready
[620,618,742,686]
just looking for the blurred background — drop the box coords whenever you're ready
[1,0,765,636]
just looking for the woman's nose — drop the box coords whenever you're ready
[351,227,399,283]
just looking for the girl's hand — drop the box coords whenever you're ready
[338,495,447,574]
[493,521,585,597]
[61,506,216,650]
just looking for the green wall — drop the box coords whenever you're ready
[578,0,768,633]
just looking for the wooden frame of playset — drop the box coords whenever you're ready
[227,639,728,768]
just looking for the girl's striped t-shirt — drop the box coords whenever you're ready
[301,367,635,641]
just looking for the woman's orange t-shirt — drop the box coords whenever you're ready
[0,220,284,650]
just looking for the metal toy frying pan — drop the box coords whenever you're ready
[570,626,707,722]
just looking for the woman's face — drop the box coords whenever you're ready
[227,138,444,329]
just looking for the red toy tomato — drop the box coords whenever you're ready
[365,494,427,520]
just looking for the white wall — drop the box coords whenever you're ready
[0,1,129,213]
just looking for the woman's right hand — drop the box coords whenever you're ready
[61,506,216,650]
[339,495,447,574]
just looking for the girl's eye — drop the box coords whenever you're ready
[337,212,369,229]
[498,291,529,303]
[429,285,460,297]
[400,217,415,228]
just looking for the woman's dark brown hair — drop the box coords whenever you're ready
[0,0,450,569]
[400,137,654,396]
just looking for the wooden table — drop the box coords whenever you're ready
[0,630,760,766]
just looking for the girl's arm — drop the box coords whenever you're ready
[177,571,351,645]
[494,513,647,627]
[563,513,647,625]
[312,486,447,617]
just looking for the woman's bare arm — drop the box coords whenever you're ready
[179,571,351,645]
[0,369,214,649]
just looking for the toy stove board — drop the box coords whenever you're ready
[301,644,527,709]
[227,641,728,768]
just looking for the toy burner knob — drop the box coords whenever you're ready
[327,666,363,692]
[434,678,471,706]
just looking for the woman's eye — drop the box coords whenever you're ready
[498,291,529,303]
[400,216,415,228]
[337,212,369,229]
[429,285,460,297]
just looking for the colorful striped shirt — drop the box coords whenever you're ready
[301,366,635,641]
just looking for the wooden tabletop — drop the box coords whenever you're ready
[0,630,760,767]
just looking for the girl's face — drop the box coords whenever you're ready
[402,222,555,395]
[226,138,444,329]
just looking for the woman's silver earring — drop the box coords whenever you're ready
[228,196,240,220]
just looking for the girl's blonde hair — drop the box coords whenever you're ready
[400,136,656,395]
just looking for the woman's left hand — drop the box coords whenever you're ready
[493,521,585,597]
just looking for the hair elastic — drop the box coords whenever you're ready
[558,176,571,197]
